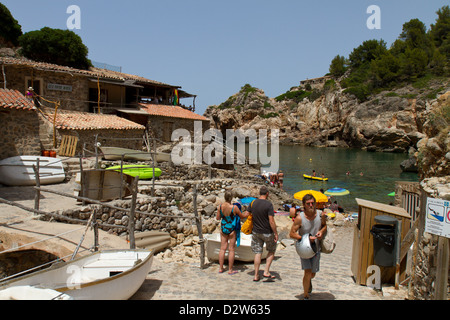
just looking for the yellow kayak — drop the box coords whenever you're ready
[303,174,328,181]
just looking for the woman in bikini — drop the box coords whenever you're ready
[216,191,248,275]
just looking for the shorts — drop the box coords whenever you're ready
[300,252,321,273]
[251,232,277,254]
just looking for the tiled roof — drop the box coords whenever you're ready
[40,107,145,131]
[0,88,36,110]
[139,103,209,121]
[0,56,177,87]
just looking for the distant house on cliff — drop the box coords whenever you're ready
[0,56,209,159]
[300,75,333,90]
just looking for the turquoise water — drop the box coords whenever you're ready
[268,145,418,212]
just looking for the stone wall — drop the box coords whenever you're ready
[0,108,41,159]
[147,115,209,142]
[3,65,89,112]
[58,128,145,157]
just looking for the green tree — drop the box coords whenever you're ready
[329,55,348,76]
[370,51,401,87]
[400,47,429,79]
[348,39,387,69]
[429,5,450,57]
[19,27,92,69]
[0,3,22,47]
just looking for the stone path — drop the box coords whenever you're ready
[131,224,408,300]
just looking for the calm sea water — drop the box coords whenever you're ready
[262,145,418,212]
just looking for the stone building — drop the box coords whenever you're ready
[0,56,209,159]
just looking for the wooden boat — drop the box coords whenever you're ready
[74,170,133,201]
[155,152,171,163]
[0,156,65,186]
[100,147,152,161]
[107,165,161,180]
[303,174,328,181]
[0,249,154,300]
[135,230,171,253]
[205,232,268,262]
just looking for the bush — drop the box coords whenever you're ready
[19,27,92,69]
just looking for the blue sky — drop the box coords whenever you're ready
[2,0,448,115]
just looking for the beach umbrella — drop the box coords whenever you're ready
[294,190,328,203]
[325,188,350,196]
[239,197,257,205]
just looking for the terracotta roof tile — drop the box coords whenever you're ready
[0,88,36,110]
[139,103,209,121]
[0,56,176,87]
[40,107,145,131]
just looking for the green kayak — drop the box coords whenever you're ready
[107,165,162,180]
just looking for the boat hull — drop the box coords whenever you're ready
[100,147,152,161]
[0,249,154,300]
[107,165,161,180]
[0,156,65,186]
[303,174,328,181]
[205,233,268,262]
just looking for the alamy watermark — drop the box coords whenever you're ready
[171,121,280,173]
[367,5,381,30]
[67,5,81,30]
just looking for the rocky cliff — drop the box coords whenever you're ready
[204,79,449,156]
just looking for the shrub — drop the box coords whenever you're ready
[19,27,92,69]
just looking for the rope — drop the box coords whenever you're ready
[0,226,86,255]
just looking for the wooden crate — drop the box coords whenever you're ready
[59,135,78,157]
[351,198,411,286]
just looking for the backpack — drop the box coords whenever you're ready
[241,200,255,235]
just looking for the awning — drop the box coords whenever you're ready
[89,78,144,88]
[116,108,149,115]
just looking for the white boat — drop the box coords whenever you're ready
[0,286,73,300]
[100,147,152,161]
[0,156,65,186]
[205,232,268,262]
[0,249,154,300]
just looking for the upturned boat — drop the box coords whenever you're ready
[0,156,65,186]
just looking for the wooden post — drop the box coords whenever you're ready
[193,184,205,269]
[152,137,156,197]
[93,207,99,252]
[435,236,449,300]
[119,155,125,200]
[128,176,139,250]
[33,159,40,212]
[395,220,402,290]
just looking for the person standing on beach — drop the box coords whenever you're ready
[289,194,327,299]
[247,186,278,281]
[216,191,248,275]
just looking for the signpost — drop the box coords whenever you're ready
[424,197,449,300]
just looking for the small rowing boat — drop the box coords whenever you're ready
[0,249,154,300]
[0,156,65,186]
[100,147,152,161]
[205,232,268,262]
[303,174,328,181]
